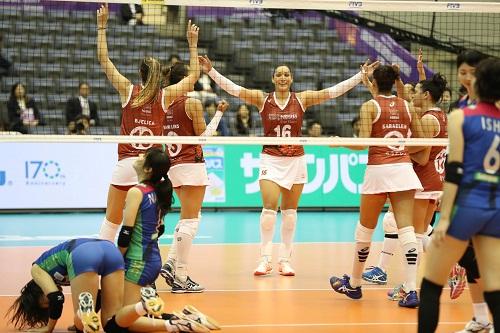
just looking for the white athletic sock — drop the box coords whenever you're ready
[398,226,418,292]
[422,225,433,252]
[279,209,297,261]
[378,235,398,272]
[473,302,490,325]
[415,233,424,267]
[352,223,374,288]
[167,222,180,262]
[260,209,277,258]
[175,218,199,282]
[134,302,147,316]
[98,218,120,242]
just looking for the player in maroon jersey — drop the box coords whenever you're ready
[160,61,230,293]
[199,54,378,276]
[330,65,426,308]
[96,3,200,241]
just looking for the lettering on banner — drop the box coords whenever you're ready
[240,152,368,194]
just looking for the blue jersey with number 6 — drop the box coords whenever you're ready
[458,103,500,209]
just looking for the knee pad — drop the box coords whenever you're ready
[355,222,374,243]
[260,208,277,231]
[459,245,480,283]
[382,211,398,235]
[281,209,297,230]
[426,224,434,236]
[398,226,417,246]
[177,218,199,238]
[104,316,129,333]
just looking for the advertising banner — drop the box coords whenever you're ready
[0,143,367,209]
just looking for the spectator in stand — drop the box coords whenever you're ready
[167,54,181,66]
[7,83,42,134]
[66,82,98,126]
[0,33,13,78]
[204,100,229,136]
[440,86,452,113]
[307,121,323,137]
[231,104,258,136]
[67,115,90,135]
[120,4,144,26]
[351,115,361,137]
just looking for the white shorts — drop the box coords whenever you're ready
[361,163,423,194]
[258,153,308,190]
[415,190,442,200]
[168,163,210,188]
[110,157,139,186]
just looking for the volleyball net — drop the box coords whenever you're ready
[0,1,498,210]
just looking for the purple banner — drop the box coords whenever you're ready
[334,19,433,83]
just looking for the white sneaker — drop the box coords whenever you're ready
[178,305,221,330]
[78,292,101,333]
[140,286,164,317]
[455,318,493,332]
[278,260,295,276]
[168,315,210,333]
[254,257,272,276]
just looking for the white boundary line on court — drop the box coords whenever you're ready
[220,321,467,328]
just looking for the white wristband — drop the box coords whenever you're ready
[327,71,363,98]
[201,110,223,137]
[208,68,242,97]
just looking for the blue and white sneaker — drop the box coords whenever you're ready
[329,274,362,300]
[387,284,405,301]
[362,266,387,285]
[398,290,419,308]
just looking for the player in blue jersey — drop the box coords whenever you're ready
[117,147,219,332]
[418,58,500,333]
[6,238,170,332]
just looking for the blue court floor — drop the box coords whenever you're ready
[0,211,386,247]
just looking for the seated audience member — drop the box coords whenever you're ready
[67,115,90,135]
[120,4,144,25]
[351,115,361,137]
[66,82,98,126]
[167,54,181,66]
[0,33,13,78]
[231,104,256,136]
[7,83,42,134]
[204,100,229,136]
[307,121,323,137]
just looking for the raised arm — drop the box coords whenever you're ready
[163,20,201,105]
[298,60,379,109]
[200,55,266,109]
[97,4,131,105]
[417,49,427,82]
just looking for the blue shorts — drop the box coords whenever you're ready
[124,258,162,286]
[447,205,500,241]
[67,240,125,280]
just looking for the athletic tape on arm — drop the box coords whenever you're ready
[201,111,223,137]
[327,72,362,98]
[208,68,242,97]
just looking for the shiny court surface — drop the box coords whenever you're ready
[0,212,470,332]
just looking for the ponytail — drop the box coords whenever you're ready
[143,148,173,217]
[132,57,162,109]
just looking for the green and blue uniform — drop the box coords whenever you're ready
[124,183,163,286]
[34,238,124,285]
[447,103,500,240]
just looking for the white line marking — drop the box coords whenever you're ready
[220,322,467,328]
